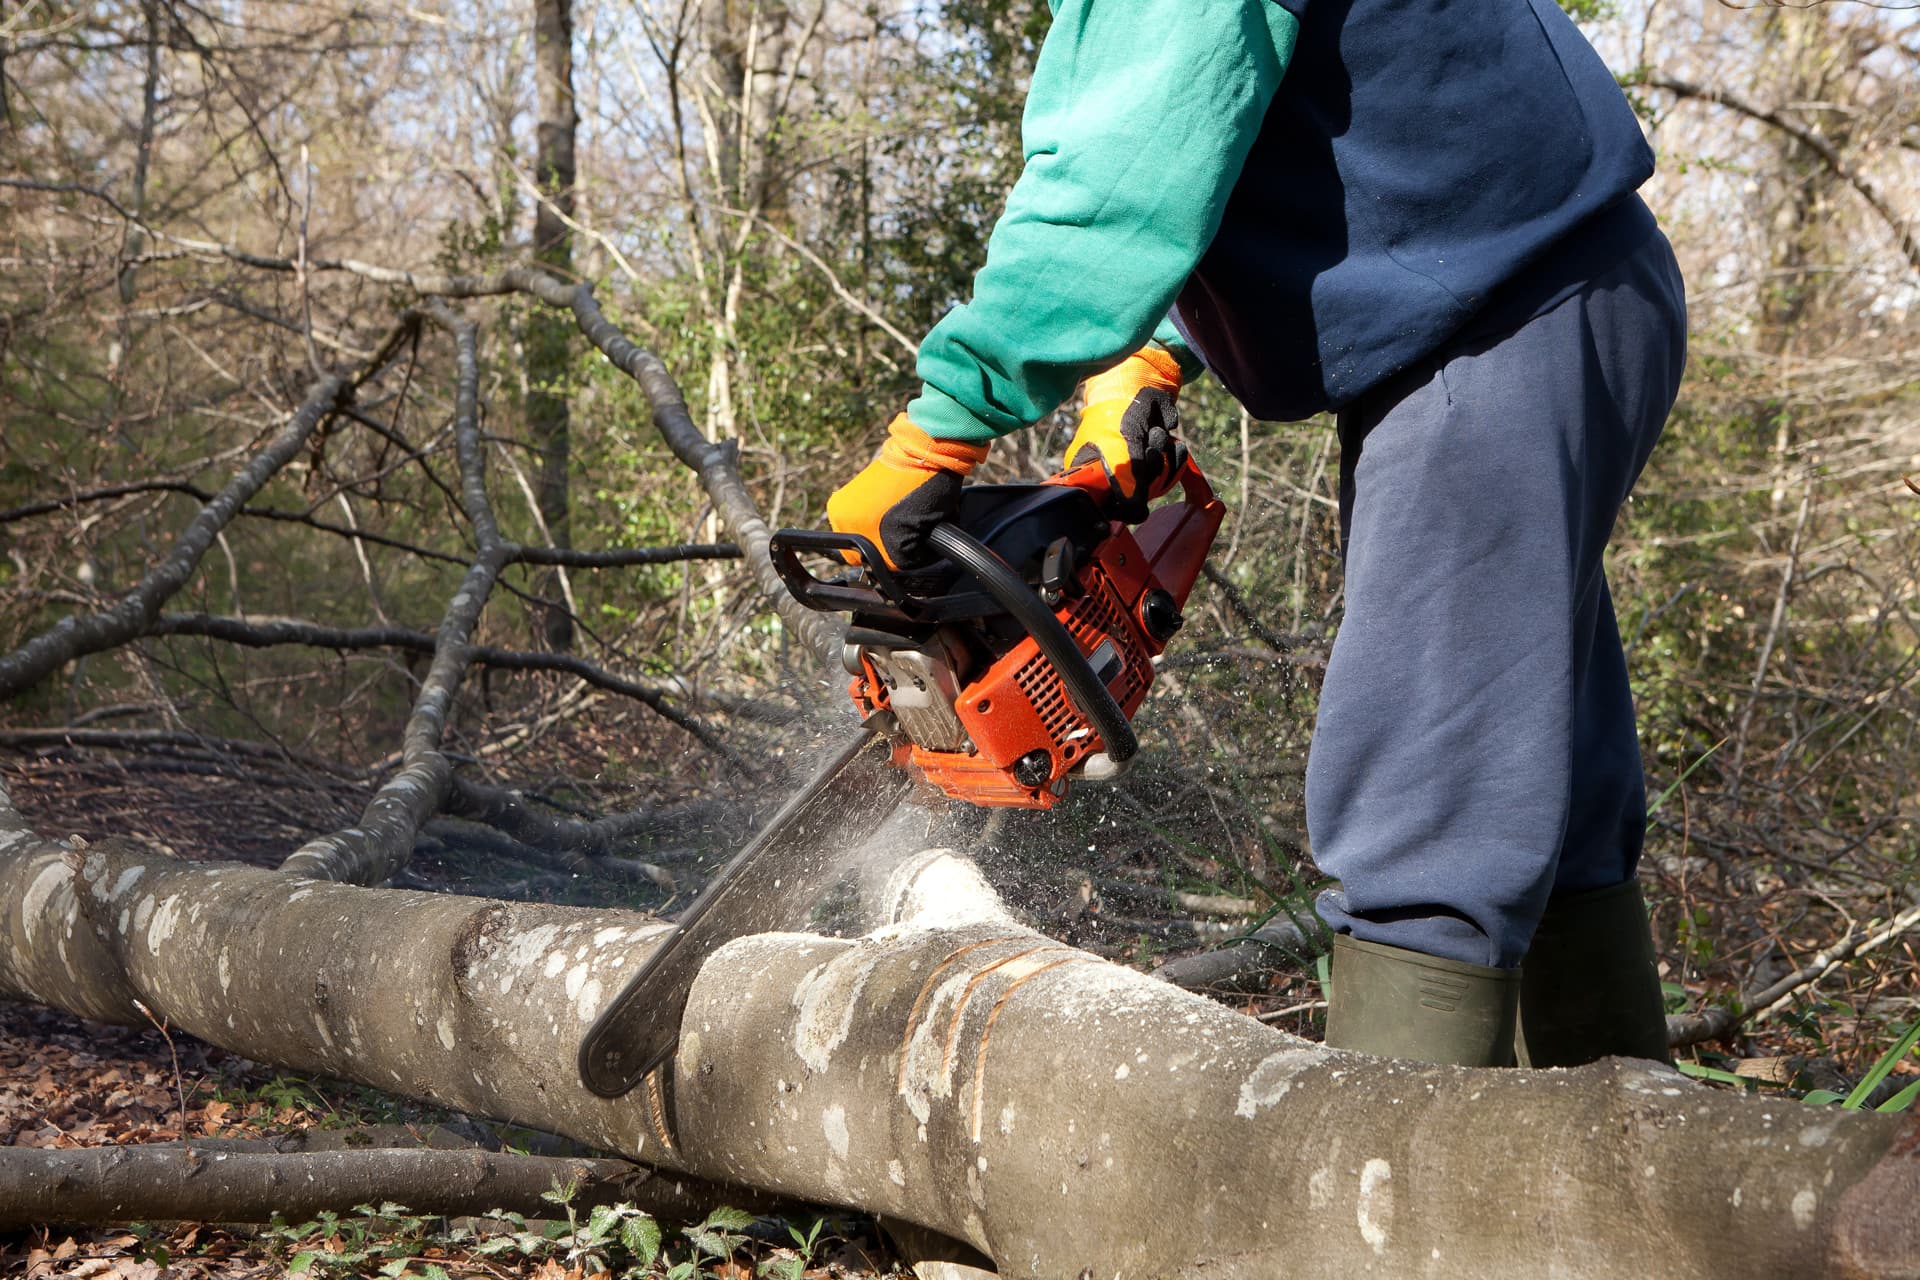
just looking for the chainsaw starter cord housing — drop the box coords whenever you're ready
[926,523,1139,764]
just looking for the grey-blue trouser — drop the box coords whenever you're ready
[1309,226,1688,968]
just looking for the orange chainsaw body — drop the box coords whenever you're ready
[840,460,1224,809]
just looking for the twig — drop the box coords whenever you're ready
[1667,902,1920,1048]
[146,613,752,769]
[0,479,214,526]
[1201,563,1320,653]
[750,213,918,359]
[1729,468,1814,798]
[0,727,361,780]
[130,998,191,1149]
[1256,1000,1327,1022]
[509,542,740,567]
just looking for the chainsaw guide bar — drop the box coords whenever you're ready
[577,726,911,1099]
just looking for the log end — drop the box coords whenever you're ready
[1832,1115,1920,1279]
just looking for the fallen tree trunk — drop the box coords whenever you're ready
[0,787,1915,1277]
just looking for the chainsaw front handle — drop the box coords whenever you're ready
[770,528,912,618]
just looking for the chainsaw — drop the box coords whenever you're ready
[578,454,1225,1098]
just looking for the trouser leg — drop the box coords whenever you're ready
[1309,232,1686,971]
[1558,573,1644,895]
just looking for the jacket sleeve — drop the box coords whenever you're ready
[906,0,1299,442]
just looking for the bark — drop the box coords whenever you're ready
[528,0,578,650]
[1,784,1914,1277]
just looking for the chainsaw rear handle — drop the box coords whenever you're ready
[925,524,1138,765]
[1049,449,1216,513]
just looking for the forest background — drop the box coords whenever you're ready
[1,0,1918,1273]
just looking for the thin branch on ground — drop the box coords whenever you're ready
[1152,911,1331,994]
[0,1144,718,1228]
[1667,900,1920,1048]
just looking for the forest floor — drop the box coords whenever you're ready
[0,998,903,1279]
[0,740,906,1280]
[2,737,1914,1277]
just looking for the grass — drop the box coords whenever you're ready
[1675,1015,1920,1113]
[261,1194,852,1280]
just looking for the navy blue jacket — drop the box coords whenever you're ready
[1174,0,1656,419]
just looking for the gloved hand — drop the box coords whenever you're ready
[1062,346,1188,522]
[827,412,990,570]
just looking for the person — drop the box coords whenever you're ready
[824,0,1685,1068]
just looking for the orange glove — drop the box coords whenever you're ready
[827,413,990,570]
[1062,346,1187,522]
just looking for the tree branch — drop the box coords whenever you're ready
[0,727,361,781]
[509,542,741,568]
[0,1144,728,1228]
[1,179,845,668]
[146,613,753,770]
[516,267,845,669]
[1667,900,1920,1048]
[1202,563,1323,653]
[0,356,376,700]
[279,306,508,884]
[423,814,677,892]
[0,480,216,527]
[1646,72,1920,274]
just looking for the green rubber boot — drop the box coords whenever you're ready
[1516,878,1672,1068]
[1323,935,1520,1066]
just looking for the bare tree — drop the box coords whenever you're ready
[528,0,580,650]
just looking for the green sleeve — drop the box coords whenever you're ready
[907,0,1299,443]
[1150,315,1206,384]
